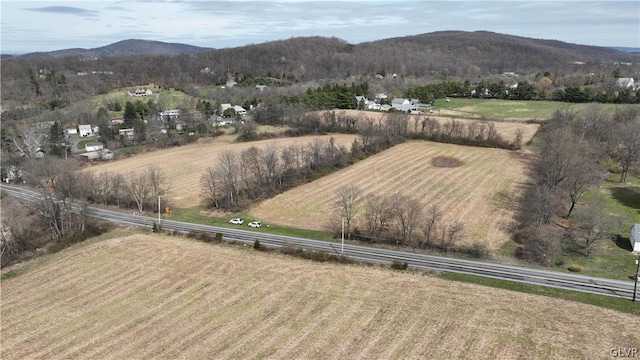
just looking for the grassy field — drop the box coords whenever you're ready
[430,98,623,120]
[252,141,529,249]
[83,133,358,208]
[1,233,638,360]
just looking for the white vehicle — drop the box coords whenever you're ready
[248,221,262,228]
[229,218,243,225]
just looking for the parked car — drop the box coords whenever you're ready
[248,221,262,228]
[229,218,243,225]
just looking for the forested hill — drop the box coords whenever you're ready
[21,39,214,58]
[2,31,638,108]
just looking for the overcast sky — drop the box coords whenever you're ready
[1,0,639,53]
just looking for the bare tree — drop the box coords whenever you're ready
[23,157,80,241]
[571,204,615,257]
[335,184,362,239]
[217,150,240,208]
[6,124,45,159]
[126,172,153,213]
[361,193,392,238]
[200,166,220,208]
[610,107,640,183]
[422,204,442,248]
[390,193,423,245]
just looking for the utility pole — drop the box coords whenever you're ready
[157,195,161,225]
[341,217,344,256]
[634,256,640,302]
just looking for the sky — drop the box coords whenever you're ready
[1,0,639,54]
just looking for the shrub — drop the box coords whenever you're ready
[391,261,408,270]
[215,232,223,242]
[568,263,583,272]
[555,258,565,267]
[253,239,261,250]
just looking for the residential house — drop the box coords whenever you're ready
[127,88,153,97]
[616,78,636,89]
[119,128,135,140]
[78,124,93,137]
[85,142,104,152]
[160,109,180,119]
[390,98,416,112]
[233,105,247,116]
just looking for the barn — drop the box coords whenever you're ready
[630,224,640,252]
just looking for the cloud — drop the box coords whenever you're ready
[26,6,99,18]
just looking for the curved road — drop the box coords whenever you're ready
[2,184,637,300]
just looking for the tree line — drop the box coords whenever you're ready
[514,104,640,264]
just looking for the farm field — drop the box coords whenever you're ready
[1,234,638,360]
[252,141,529,249]
[83,133,358,208]
[325,109,540,144]
[432,97,591,120]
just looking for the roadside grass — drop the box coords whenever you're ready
[440,272,640,316]
[433,98,586,120]
[166,206,334,241]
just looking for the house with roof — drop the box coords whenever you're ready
[78,124,93,137]
[616,78,636,89]
[160,109,180,120]
[390,98,417,112]
[127,88,152,97]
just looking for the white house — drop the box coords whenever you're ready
[160,109,180,120]
[78,124,93,137]
[616,78,635,89]
[233,105,247,115]
[85,142,104,152]
[119,128,135,140]
[630,224,640,252]
[128,88,152,97]
[391,98,416,112]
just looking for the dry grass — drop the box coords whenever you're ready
[252,141,530,248]
[83,133,358,208]
[1,234,638,360]
[325,109,540,144]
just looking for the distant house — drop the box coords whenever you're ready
[390,98,416,112]
[65,128,77,135]
[85,142,104,152]
[160,109,180,119]
[119,128,135,140]
[501,71,519,77]
[233,105,247,115]
[255,84,267,91]
[616,78,635,89]
[127,88,152,97]
[78,124,93,137]
[630,224,640,252]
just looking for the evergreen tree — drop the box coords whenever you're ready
[49,121,65,156]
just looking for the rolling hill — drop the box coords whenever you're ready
[20,39,214,58]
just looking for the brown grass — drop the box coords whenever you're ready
[1,234,638,360]
[83,133,358,208]
[252,141,529,248]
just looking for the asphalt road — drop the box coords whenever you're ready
[2,184,638,301]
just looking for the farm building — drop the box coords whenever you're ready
[630,224,640,252]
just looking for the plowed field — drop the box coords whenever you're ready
[252,141,529,248]
[1,234,638,359]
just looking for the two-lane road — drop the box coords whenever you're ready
[2,184,637,300]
